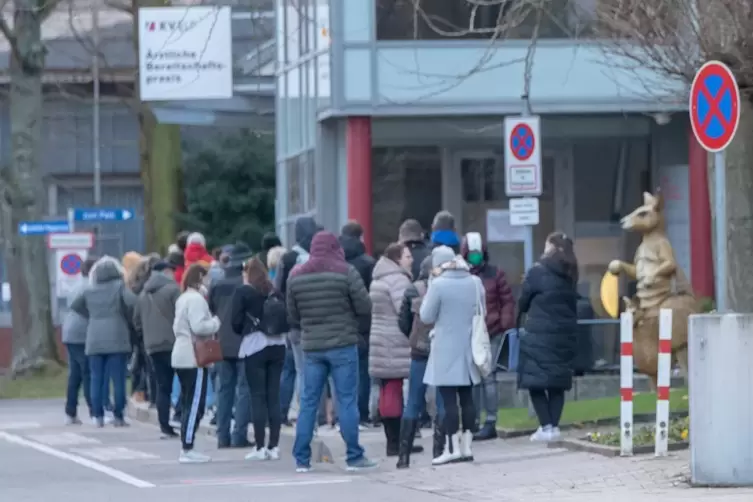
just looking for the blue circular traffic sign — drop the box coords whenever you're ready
[60,253,83,276]
[690,61,740,152]
[509,123,535,161]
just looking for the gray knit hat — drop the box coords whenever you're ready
[431,245,455,268]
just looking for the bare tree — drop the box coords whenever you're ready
[0,0,64,374]
[594,0,753,311]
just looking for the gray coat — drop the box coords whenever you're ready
[420,268,482,387]
[70,257,137,356]
[134,272,180,355]
[62,281,89,345]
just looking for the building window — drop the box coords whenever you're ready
[306,149,316,210]
[287,156,303,214]
[461,157,503,202]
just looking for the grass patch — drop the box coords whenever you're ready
[497,389,688,430]
[0,366,68,399]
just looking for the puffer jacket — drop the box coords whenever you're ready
[517,256,578,391]
[368,257,412,379]
[461,237,515,336]
[184,242,214,269]
[62,281,89,345]
[70,257,136,356]
[286,231,371,352]
[398,259,432,360]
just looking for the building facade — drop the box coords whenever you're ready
[275,0,713,313]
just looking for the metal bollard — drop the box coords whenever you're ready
[619,311,633,456]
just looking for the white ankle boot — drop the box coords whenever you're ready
[460,430,474,461]
[431,433,462,465]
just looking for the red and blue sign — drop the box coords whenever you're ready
[509,123,535,161]
[690,61,740,153]
[60,253,83,276]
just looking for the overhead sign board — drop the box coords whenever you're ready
[509,197,540,226]
[47,232,94,250]
[18,220,70,236]
[138,6,233,101]
[504,116,542,197]
[73,208,134,222]
[690,60,740,152]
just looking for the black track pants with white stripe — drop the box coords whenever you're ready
[176,367,208,451]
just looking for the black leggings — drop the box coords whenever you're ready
[529,389,565,427]
[438,386,475,435]
[244,345,286,449]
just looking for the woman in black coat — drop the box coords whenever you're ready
[517,231,578,442]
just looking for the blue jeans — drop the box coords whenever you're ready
[89,353,127,420]
[215,359,252,446]
[294,345,364,467]
[280,341,297,418]
[65,344,91,418]
[357,346,370,421]
[404,358,445,421]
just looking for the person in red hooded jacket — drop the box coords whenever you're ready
[184,232,215,271]
[461,231,515,441]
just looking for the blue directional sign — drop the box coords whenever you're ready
[73,208,135,222]
[18,220,70,236]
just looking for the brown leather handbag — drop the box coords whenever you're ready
[193,334,223,367]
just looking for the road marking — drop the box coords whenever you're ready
[26,432,101,446]
[0,422,41,430]
[166,477,353,488]
[69,446,159,461]
[0,431,155,488]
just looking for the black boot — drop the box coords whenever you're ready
[396,418,416,469]
[432,419,444,459]
[384,418,400,456]
[473,422,498,441]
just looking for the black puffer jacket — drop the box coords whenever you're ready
[339,235,375,341]
[398,258,432,360]
[516,256,578,391]
[403,240,431,281]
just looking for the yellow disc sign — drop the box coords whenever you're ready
[600,272,619,319]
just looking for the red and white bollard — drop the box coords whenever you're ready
[654,308,673,456]
[620,311,634,456]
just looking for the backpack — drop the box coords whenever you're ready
[261,291,289,336]
[409,282,433,357]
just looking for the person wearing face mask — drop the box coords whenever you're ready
[460,232,515,440]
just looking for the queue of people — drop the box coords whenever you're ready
[61,211,581,470]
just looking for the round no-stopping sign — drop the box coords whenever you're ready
[60,253,83,276]
[509,123,535,161]
[690,60,740,152]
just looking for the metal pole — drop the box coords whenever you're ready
[714,151,727,311]
[92,2,101,206]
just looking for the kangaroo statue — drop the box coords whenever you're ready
[608,191,699,388]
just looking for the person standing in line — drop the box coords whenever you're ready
[269,246,297,425]
[62,255,98,425]
[397,219,430,281]
[368,242,422,457]
[286,231,377,473]
[208,243,255,449]
[339,221,376,427]
[517,232,579,442]
[171,264,221,463]
[128,254,160,406]
[460,232,515,440]
[70,256,136,428]
[133,257,181,438]
[184,232,215,270]
[429,211,461,253]
[420,246,481,465]
[257,232,282,274]
[232,257,287,461]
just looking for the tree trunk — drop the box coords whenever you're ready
[134,0,183,254]
[724,98,753,312]
[0,2,60,374]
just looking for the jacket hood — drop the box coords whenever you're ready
[372,256,410,281]
[339,235,366,261]
[290,231,348,278]
[90,256,124,285]
[540,255,577,284]
[143,272,174,294]
[398,219,424,243]
[184,242,213,265]
[261,232,282,252]
[310,231,343,260]
[295,217,320,252]
[460,232,488,272]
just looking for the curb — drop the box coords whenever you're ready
[548,438,690,457]
[497,411,689,439]
[126,400,334,463]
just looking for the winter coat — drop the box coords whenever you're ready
[420,262,482,387]
[184,242,214,270]
[516,256,579,391]
[62,281,89,345]
[133,272,180,355]
[257,232,282,275]
[460,240,515,336]
[368,257,412,379]
[286,231,372,352]
[339,234,376,339]
[172,288,221,369]
[70,257,136,356]
[207,266,244,360]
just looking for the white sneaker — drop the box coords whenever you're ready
[179,450,211,464]
[267,447,280,461]
[530,426,552,442]
[549,427,562,441]
[296,465,312,473]
[244,447,268,461]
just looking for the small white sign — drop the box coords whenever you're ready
[138,6,233,101]
[47,232,93,250]
[55,249,89,298]
[505,115,543,197]
[510,197,540,226]
[486,209,526,242]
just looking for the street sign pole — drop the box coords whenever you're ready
[67,208,75,233]
[714,151,727,311]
